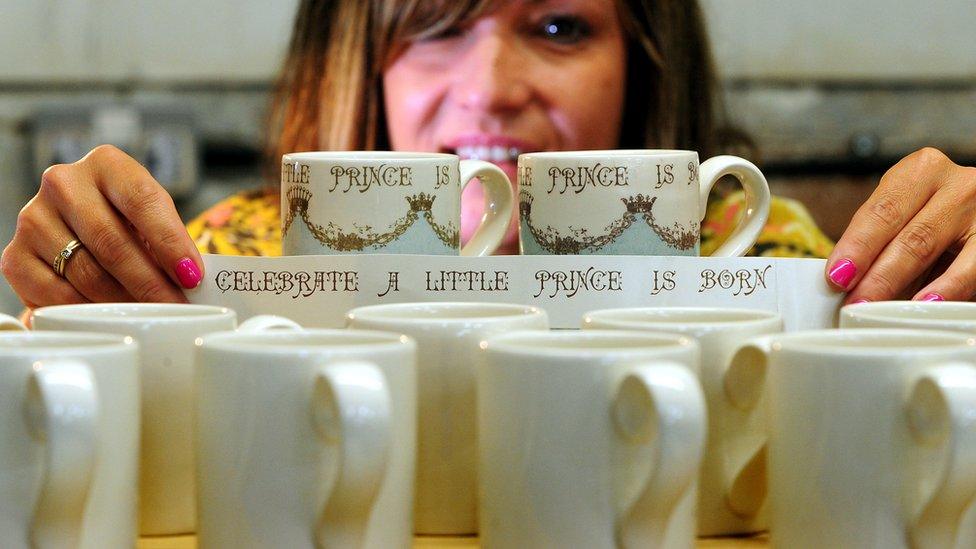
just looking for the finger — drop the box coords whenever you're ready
[0,248,87,307]
[911,237,976,302]
[844,189,963,301]
[39,164,188,303]
[24,204,135,303]
[826,148,951,290]
[81,145,204,289]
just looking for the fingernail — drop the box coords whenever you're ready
[852,299,870,305]
[921,293,945,302]
[175,258,202,289]
[828,259,857,290]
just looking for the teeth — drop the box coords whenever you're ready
[456,145,523,163]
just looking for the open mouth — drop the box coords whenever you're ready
[442,145,525,163]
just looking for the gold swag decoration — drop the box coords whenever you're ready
[282,187,459,251]
[519,192,698,254]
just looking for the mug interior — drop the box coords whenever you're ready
[519,149,696,160]
[348,302,543,322]
[33,303,233,322]
[777,329,975,355]
[201,328,410,352]
[487,329,692,355]
[843,301,976,323]
[585,307,778,326]
[283,151,456,162]
[0,331,132,351]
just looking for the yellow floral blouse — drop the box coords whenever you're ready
[187,188,835,259]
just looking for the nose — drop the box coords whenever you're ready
[453,29,532,114]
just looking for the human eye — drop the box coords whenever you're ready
[535,14,593,45]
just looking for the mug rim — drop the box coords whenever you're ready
[0,331,135,354]
[283,151,457,162]
[347,301,546,324]
[583,307,781,329]
[199,327,414,354]
[484,328,695,357]
[518,149,697,160]
[772,328,976,356]
[33,303,235,323]
[841,301,976,326]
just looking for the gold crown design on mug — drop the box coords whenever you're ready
[406,192,436,212]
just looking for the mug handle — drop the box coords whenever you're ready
[0,312,27,331]
[237,314,303,333]
[312,361,391,549]
[613,363,706,548]
[722,336,776,518]
[698,156,771,257]
[458,160,514,257]
[26,360,100,549]
[907,363,976,549]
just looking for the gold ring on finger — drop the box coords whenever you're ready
[53,238,84,277]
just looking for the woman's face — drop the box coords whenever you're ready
[383,0,628,252]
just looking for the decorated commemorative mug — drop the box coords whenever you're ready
[281,151,513,256]
[517,150,771,256]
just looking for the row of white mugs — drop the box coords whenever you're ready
[3,300,976,548]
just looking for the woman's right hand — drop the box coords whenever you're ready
[0,145,204,308]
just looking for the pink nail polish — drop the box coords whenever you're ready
[852,299,870,304]
[175,258,202,289]
[921,293,945,302]
[828,259,857,289]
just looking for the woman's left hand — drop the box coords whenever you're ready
[826,147,976,303]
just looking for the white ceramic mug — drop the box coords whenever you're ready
[840,300,976,542]
[31,303,301,535]
[345,302,549,535]
[195,329,417,549]
[517,150,770,256]
[0,331,140,549]
[582,307,782,535]
[281,151,514,256]
[739,329,976,549]
[478,330,706,549]
[840,301,976,333]
[0,313,26,331]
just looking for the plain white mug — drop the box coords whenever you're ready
[195,329,417,549]
[840,301,976,333]
[739,329,976,549]
[839,300,976,543]
[583,307,782,535]
[346,302,549,534]
[0,313,26,331]
[31,303,300,535]
[0,331,140,549]
[479,330,706,549]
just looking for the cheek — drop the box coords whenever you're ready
[541,39,627,150]
[552,66,626,150]
[383,63,446,150]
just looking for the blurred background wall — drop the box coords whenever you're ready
[1,0,974,314]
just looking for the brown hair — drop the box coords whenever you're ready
[268,0,728,176]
